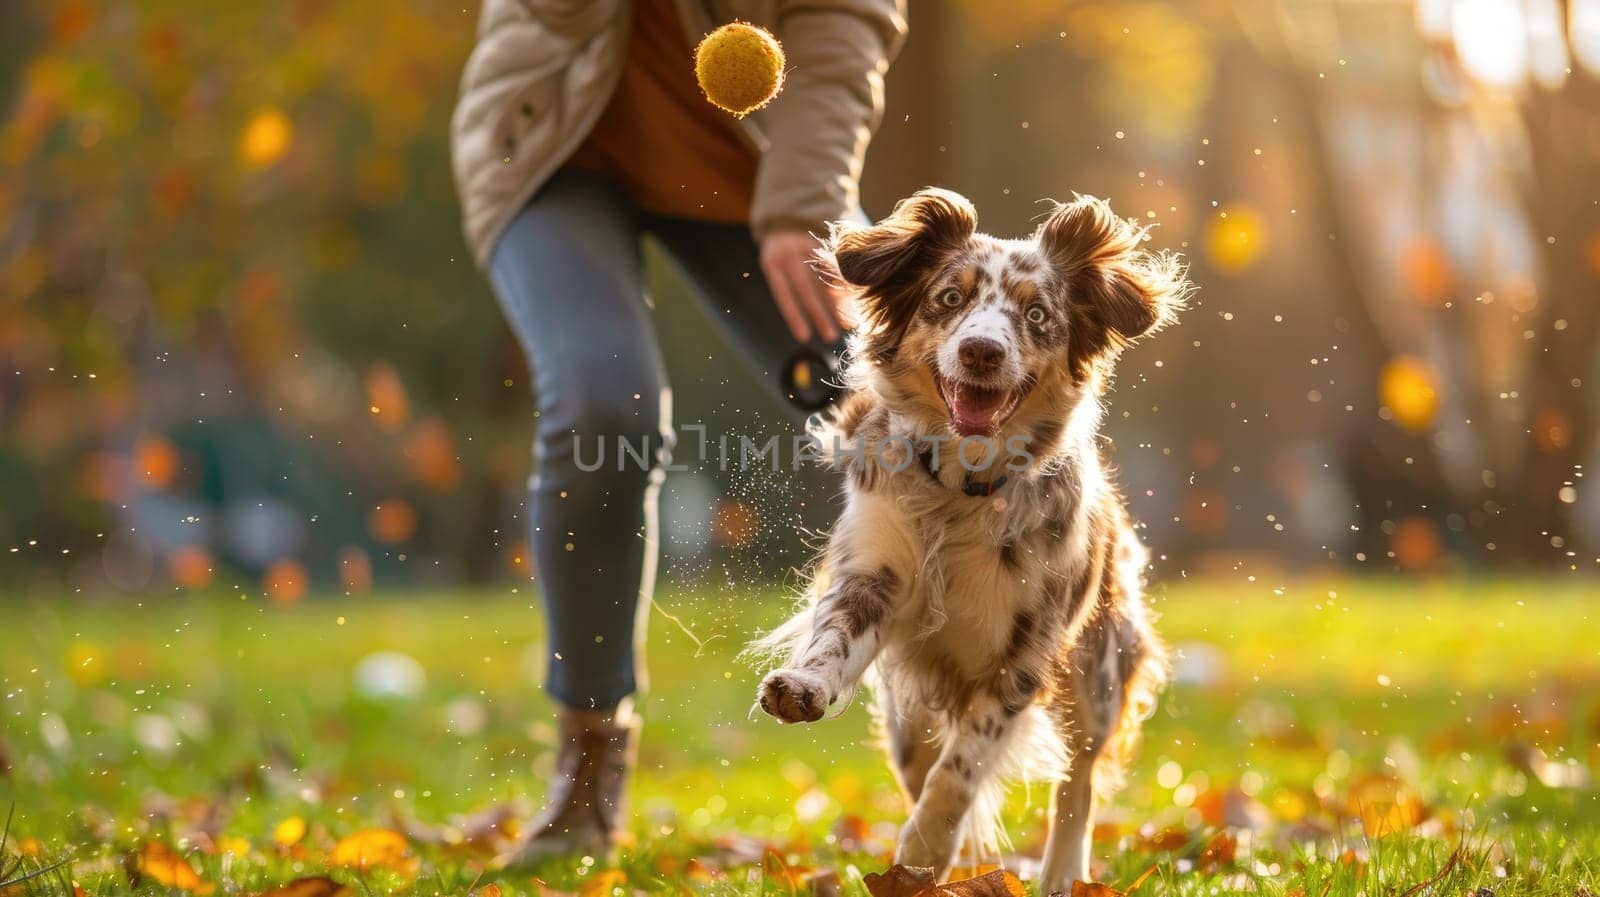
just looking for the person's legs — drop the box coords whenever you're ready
[488,168,672,860]
[646,217,848,424]
[490,167,669,712]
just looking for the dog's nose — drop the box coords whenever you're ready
[958,337,1005,376]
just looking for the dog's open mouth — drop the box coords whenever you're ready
[935,373,1025,437]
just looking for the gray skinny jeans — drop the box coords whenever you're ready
[488,166,844,709]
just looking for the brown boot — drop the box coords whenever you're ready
[497,702,639,866]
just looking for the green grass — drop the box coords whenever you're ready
[1,579,1597,896]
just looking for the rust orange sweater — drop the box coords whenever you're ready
[568,0,757,223]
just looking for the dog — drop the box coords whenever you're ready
[752,187,1191,891]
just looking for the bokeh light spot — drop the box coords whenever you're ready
[240,107,293,168]
[169,545,214,590]
[136,436,180,489]
[1532,408,1571,454]
[369,500,417,544]
[1392,517,1441,571]
[265,558,308,605]
[1379,357,1439,433]
[1399,236,1453,306]
[1206,205,1265,275]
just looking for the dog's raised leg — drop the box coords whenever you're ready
[758,493,913,724]
[758,566,902,723]
[894,695,1019,878]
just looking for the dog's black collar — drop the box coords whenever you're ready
[917,449,1009,497]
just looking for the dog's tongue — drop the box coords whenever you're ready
[947,382,1009,436]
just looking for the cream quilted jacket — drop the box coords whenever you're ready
[450,0,907,268]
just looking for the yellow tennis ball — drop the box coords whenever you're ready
[694,21,785,117]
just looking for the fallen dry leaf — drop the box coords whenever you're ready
[944,864,1001,883]
[1196,831,1237,874]
[864,864,937,897]
[1069,882,1124,897]
[329,828,415,876]
[1134,827,1189,853]
[939,868,1026,897]
[131,841,215,895]
[252,876,352,897]
[865,864,1024,897]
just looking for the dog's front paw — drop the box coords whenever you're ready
[758,669,831,723]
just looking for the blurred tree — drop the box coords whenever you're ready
[1511,50,1600,563]
[0,0,507,588]
[1241,0,1600,567]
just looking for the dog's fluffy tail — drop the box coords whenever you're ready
[1095,626,1169,796]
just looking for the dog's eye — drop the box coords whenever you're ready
[938,287,963,308]
[1026,305,1048,325]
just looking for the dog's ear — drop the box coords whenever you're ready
[819,188,976,344]
[828,188,976,289]
[1037,194,1189,375]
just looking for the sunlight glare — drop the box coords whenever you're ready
[1526,0,1571,87]
[1573,0,1600,74]
[1416,0,1453,38]
[1451,0,1529,88]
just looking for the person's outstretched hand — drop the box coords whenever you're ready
[760,229,852,345]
